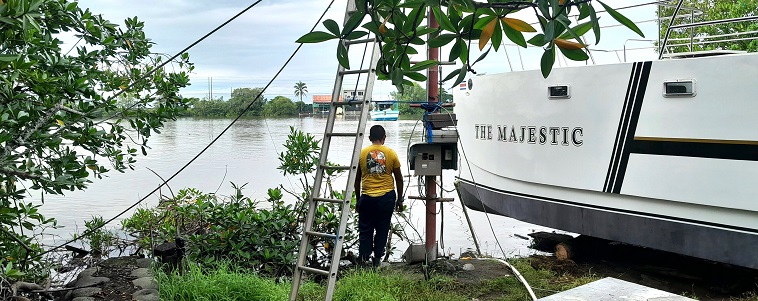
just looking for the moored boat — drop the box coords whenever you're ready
[370,100,400,121]
[454,11,758,268]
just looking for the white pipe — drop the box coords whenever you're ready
[483,258,538,301]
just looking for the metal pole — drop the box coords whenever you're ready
[425,7,439,261]
[454,182,481,255]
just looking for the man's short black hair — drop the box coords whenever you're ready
[369,125,386,142]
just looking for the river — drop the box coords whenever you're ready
[41,117,555,258]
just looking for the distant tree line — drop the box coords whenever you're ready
[185,87,312,118]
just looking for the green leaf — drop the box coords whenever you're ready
[473,47,491,65]
[491,20,502,51]
[559,47,589,61]
[0,54,20,62]
[449,38,462,63]
[557,18,585,46]
[428,33,456,48]
[344,30,368,40]
[409,60,439,72]
[404,71,427,81]
[458,39,469,64]
[540,46,555,78]
[528,34,548,47]
[296,31,337,43]
[433,6,456,32]
[550,0,560,18]
[442,68,461,84]
[452,65,467,87]
[587,4,600,44]
[598,1,644,38]
[543,20,555,43]
[578,3,591,20]
[391,68,404,86]
[559,20,592,39]
[323,19,340,36]
[342,11,366,36]
[502,19,527,48]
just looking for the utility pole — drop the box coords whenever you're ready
[425,6,439,261]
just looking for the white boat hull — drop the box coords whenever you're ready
[454,54,758,268]
[370,110,399,121]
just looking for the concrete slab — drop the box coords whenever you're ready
[538,277,696,301]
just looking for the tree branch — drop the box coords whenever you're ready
[0,168,41,180]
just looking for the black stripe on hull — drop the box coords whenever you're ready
[630,140,758,161]
[604,63,642,192]
[612,61,653,194]
[456,179,758,269]
[604,61,653,194]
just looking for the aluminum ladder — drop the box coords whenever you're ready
[289,2,380,300]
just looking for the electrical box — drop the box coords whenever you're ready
[409,143,458,176]
[410,143,441,176]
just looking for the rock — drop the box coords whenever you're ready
[72,297,96,301]
[131,268,152,278]
[132,277,158,290]
[75,276,109,287]
[133,288,160,301]
[135,258,154,269]
[77,267,100,279]
[462,263,475,271]
[71,287,101,298]
[11,281,44,292]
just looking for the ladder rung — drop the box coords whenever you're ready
[326,132,359,137]
[332,101,364,106]
[339,69,371,75]
[298,265,330,276]
[320,164,351,171]
[313,197,346,204]
[306,230,338,240]
[345,38,376,46]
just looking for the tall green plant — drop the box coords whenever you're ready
[0,0,192,277]
[276,127,362,266]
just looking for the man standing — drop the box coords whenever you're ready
[354,125,403,267]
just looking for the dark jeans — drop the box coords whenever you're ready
[357,190,395,266]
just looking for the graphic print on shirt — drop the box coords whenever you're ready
[367,150,387,174]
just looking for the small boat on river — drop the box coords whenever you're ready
[370,100,399,121]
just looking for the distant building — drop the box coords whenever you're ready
[312,94,341,114]
[312,88,366,115]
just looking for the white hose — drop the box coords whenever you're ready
[484,258,538,301]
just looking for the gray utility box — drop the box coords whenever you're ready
[409,143,458,176]
[425,113,457,128]
[424,129,459,143]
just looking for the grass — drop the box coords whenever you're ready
[166,258,758,301]
[156,262,310,301]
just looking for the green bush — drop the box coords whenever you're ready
[123,185,300,277]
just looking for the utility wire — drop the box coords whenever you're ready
[34,0,337,259]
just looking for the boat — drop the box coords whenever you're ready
[454,6,758,269]
[370,100,400,121]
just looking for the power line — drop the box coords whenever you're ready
[34,0,338,259]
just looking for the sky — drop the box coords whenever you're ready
[71,0,661,103]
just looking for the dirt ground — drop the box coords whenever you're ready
[395,238,758,301]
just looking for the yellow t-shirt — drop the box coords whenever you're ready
[359,144,401,197]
